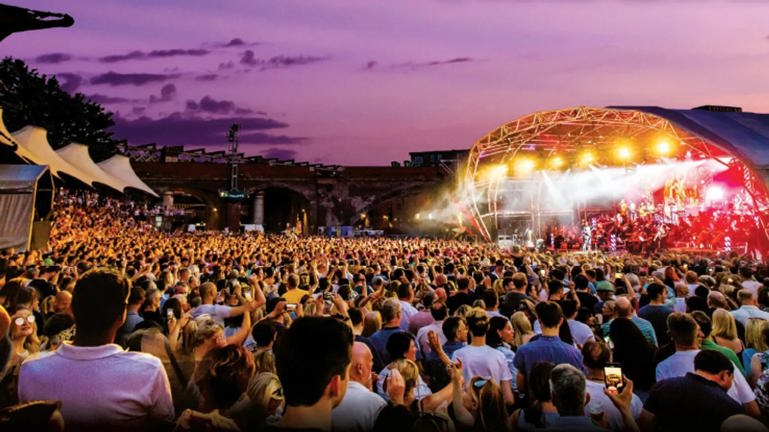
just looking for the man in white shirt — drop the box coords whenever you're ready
[451,308,514,407]
[191,281,261,326]
[581,341,643,431]
[397,283,418,332]
[730,290,769,326]
[18,268,175,431]
[332,342,387,432]
[655,312,759,418]
[415,302,447,357]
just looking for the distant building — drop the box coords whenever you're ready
[407,149,469,173]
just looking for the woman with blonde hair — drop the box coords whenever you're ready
[362,311,382,338]
[8,307,41,366]
[749,322,769,386]
[712,308,744,354]
[743,318,769,373]
[246,372,284,427]
[450,362,509,431]
[511,311,535,348]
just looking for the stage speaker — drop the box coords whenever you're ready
[30,221,52,250]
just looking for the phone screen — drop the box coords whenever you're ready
[603,364,624,393]
[286,303,297,312]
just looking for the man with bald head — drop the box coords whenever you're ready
[53,291,72,315]
[602,296,658,347]
[332,342,386,432]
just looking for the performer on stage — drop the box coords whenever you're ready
[581,221,592,251]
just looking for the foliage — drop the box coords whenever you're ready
[0,57,118,161]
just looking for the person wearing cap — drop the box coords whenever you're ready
[639,283,674,347]
[593,280,616,315]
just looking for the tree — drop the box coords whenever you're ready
[0,57,118,161]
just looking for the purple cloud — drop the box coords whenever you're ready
[390,57,474,70]
[196,74,218,81]
[111,113,303,147]
[99,48,209,63]
[35,53,72,64]
[186,96,251,115]
[240,50,258,66]
[261,148,298,160]
[218,61,235,70]
[90,71,178,86]
[260,55,328,70]
[56,73,82,93]
[364,60,377,70]
[226,38,245,47]
[150,83,177,103]
[87,93,138,104]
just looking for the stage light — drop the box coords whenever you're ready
[485,164,508,182]
[655,138,673,156]
[549,155,565,169]
[513,157,536,176]
[705,185,725,202]
[615,144,632,161]
[579,151,595,166]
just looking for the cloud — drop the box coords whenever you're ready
[218,61,235,70]
[87,93,138,104]
[261,148,298,160]
[56,73,82,93]
[364,60,378,70]
[240,51,329,70]
[240,50,258,66]
[196,74,218,81]
[150,84,177,103]
[260,55,329,70]
[35,53,72,64]
[99,48,209,63]
[90,71,179,86]
[111,113,305,147]
[389,57,474,70]
[185,96,251,115]
[225,38,245,47]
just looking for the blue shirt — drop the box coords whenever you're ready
[512,335,583,379]
[368,327,402,364]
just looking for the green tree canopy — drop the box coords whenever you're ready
[0,57,118,161]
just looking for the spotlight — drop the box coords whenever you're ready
[655,138,673,156]
[705,185,725,202]
[485,164,508,182]
[579,151,595,166]
[616,146,632,161]
[549,155,565,169]
[513,158,536,176]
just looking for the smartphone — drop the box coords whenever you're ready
[614,273,623,280]
[286,303,297,312]
[167,310,175,320]
[603,363,625,393]
[323,291,334,301]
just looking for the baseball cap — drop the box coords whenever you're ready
[596,281,615,292]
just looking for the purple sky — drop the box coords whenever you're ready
[4,0,769,165]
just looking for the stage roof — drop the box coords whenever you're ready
[612,106,769,171]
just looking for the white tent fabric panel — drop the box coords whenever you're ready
[56,143,127,192]
[98,154,157,196]
[0,108,17,148]
[11,125,91,182]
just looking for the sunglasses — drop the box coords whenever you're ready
[14,315,35,326]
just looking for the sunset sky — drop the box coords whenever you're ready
[4,0,769,165]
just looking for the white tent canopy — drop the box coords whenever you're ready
[56,143,126,193]
[12,125,88,181]
[98,154,157,196]
[0,107,17,148]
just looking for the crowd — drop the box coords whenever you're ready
[0,188,768,431]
